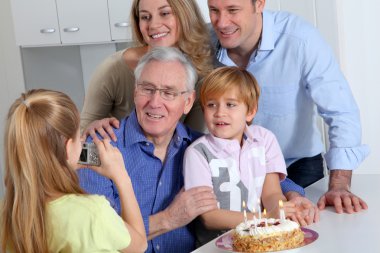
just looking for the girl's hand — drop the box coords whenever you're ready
[267,200,296,219]
[287,196,320,226]
[87,136,128,183]
[282,201,297,218]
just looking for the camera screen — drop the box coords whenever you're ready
[79,148,88,162]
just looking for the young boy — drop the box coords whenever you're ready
[183,66,296,246]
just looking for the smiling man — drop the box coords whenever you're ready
[208,0,370,214]
[78,47,218,253]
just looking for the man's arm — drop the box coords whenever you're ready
[147,186,218,240]
[300,24,369,213]
[317,170,368,213]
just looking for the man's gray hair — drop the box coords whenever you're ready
[134,47,198,91]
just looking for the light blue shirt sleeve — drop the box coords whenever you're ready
[300,21,370,170]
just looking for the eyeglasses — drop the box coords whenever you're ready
[136,84,189,101]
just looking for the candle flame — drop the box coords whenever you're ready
[252,207,256,213]
[242,201,246,208]
[263,209,267,216]
[279,200,283,208]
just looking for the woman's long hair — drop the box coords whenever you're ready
[1,89,85,253]
[131,0,213,77]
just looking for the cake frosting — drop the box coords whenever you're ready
[232,218,304,252]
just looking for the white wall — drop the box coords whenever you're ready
[0,0,25,197]
[336,0,380,174]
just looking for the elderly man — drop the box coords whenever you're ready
[78,47,218,253]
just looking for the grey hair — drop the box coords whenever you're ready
[134,47,198,91]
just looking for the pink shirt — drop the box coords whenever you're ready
[183,125,286,212]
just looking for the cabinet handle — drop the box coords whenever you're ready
[114,22,130,28]
[63,27,80,32]
[40,28,56,34]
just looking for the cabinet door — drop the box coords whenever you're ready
[108,0,133,41]
[56,0,111,44]
[11,0,61,46]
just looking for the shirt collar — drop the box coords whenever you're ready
[206,125,262,153]
[207,134,241,153]
[123,110,146,147]
[123,110,192,147]
[244,125,263,143]
[260,10,275,51]
[216,10,275,63]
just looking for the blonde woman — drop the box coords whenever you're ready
[1,89,147,253]
[80,0,213,133]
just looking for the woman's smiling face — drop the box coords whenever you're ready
[138,0,180,49]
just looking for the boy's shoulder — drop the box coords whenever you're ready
[187,134,209,151]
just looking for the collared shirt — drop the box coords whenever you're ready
[215,10,369,170]
[183,125,294,245]
[184,125,287,212]
[78,110,202,253]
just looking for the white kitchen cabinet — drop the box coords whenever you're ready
[56,0,111,44]
[11,0,124,46]
[108,0,133,41]
[11,0,61,46]
[11,0,211,46]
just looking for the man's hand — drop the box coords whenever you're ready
[317,170,368,214]
[163,186,218,231]
[81,117,120,142]
[286,191,319,226]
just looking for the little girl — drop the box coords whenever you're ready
[1,89,147,253]
[183,67,298,245]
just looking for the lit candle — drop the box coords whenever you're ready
[257,199,262,220]
[279,200,286,221]
[252,207,257,226]
[252,207,258,232]
[263,209,268,227]
[243,201,248,225]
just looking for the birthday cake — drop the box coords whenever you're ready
[232,218,304,252]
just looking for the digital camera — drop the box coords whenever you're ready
[78,142,101,166]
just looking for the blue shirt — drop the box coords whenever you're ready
[215,11,369,170]
[78,111,202,253]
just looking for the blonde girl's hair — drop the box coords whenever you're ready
[200,66,261,124]
[1,89,85,253]
[131,0,213,77]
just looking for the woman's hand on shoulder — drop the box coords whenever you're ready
[81,117,120,142]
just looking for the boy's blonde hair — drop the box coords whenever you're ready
[200,66,261,124]
[1,89,85,253]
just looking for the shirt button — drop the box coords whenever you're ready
[145,142,149,146]
[159,181,162,186]
[156,244,160,251]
